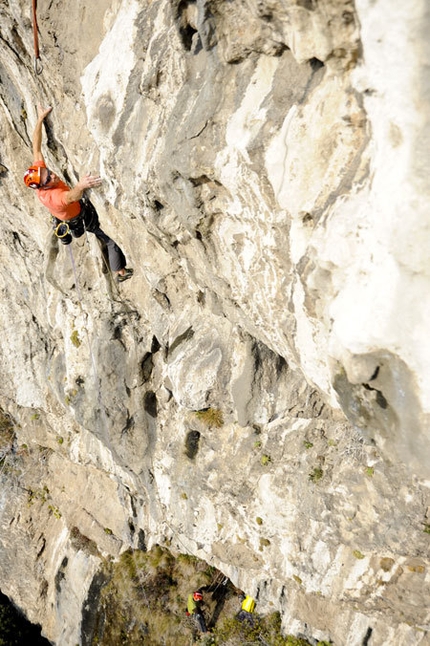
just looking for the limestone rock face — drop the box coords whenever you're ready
[0,1,429,644]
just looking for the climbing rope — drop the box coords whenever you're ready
[82,215,123,302]
[66,243,115,457]
[32,0,43,74]
[66,238,232,604]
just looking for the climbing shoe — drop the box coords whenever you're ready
[116,268,134,283]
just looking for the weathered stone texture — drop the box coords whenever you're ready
[0,0,429,644]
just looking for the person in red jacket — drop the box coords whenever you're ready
[24,105,133,283]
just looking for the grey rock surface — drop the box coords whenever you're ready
[0,0,429,644]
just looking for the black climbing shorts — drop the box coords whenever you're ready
[52,199,100,242]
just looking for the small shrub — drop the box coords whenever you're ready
[308,467,323,482]
[212,611,307,646]
[261,454,271,466]
[27,486,49,506]
[256,517,263,525]
[285,637,311,645]
[353,550,365,559]
[194,408,224,428]
[104,527,113,535]
[70,330,81,348]
[0,410,15,456]
[365,466,374,477]
[0,410,14,435]
[70,526,100,557]
[303,441,313,449]
[48,505,62,519]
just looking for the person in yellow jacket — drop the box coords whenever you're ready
[237,594,256,625]
[186,590,207,633]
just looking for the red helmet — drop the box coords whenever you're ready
[193,591,203,602]
[23,165,42,189]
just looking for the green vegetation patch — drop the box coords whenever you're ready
[0,409,15,458]
[70,330,81,348]
[194,408,224,428]
[85,546,314,646]
[87,545,214,645]
[209,611,313,645]
[308,467,323,482]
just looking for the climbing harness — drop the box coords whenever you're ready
[52,200,127,299]
[32,0,43,74]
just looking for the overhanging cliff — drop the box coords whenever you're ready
[0,1,429,644]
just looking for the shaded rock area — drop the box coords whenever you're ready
[0,590,51,645]
[0,1,429,645]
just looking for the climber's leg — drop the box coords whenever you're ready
[79,200,131,279]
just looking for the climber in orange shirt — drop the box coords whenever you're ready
[24,105,133,283]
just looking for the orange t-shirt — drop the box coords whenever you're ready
[34,161,81,220]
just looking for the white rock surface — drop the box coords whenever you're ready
[0,0,429,644]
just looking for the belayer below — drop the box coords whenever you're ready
[237,594,256,625]
[24,105,133,284]
[186,590,208,633]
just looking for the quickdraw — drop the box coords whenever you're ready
[32,0,43,74]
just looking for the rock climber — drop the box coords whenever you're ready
[23,105,133,283]
[186,590,208,633]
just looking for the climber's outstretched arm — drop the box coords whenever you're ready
[32,105,52,164]
[64,173,103,204]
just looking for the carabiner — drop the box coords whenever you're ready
[55,222,71,239]
[34,57,43,75]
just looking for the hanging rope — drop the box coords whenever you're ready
[66,244,115,457]
[82,213,123,302]
[32,0,43,75]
